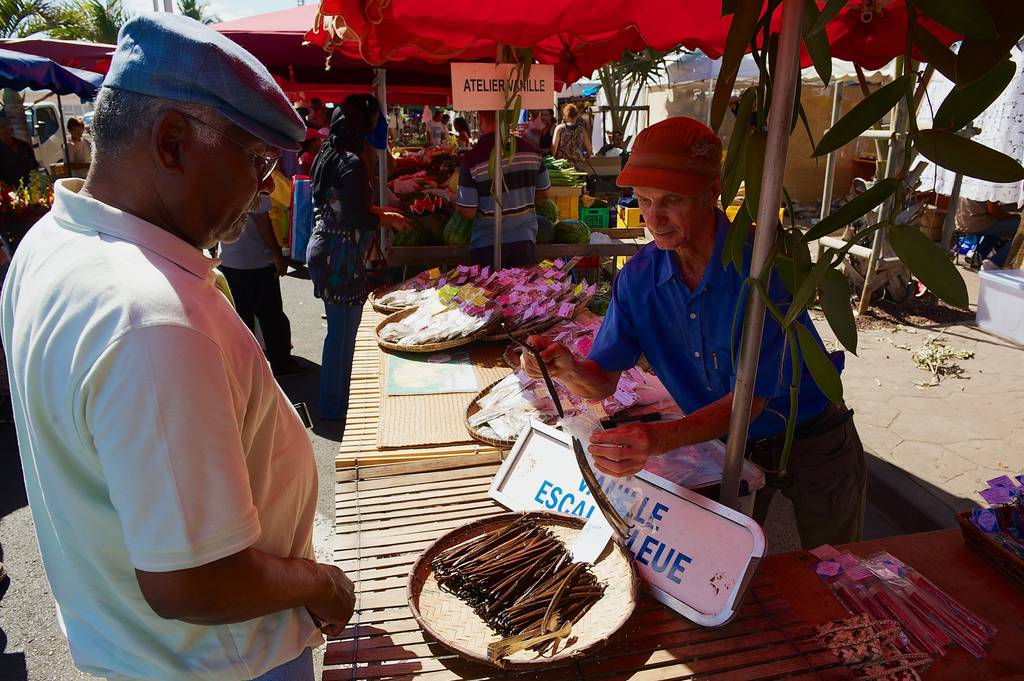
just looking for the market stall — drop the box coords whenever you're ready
[328,453,1023,680]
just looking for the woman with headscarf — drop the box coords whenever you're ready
[308,94,408,423]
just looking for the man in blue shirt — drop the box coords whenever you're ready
[522,117,866,548]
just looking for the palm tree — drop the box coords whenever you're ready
[596,49,671,137]
[0,0,55,38]
[45,0,128,44]
[177,0,219,25]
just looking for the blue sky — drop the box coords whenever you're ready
[124,0,296,24]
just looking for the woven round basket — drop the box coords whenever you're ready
[368,286,408,315]
[376,307,499,353]
[408,511,638,670]
[463,378,519,448]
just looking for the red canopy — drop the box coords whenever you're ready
[0,38,113,74]
[310,0,960,82]
[214,6,454,105]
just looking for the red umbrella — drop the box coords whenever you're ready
[0,38,113,74]
[309,0,960,80]
[214,5,454,104]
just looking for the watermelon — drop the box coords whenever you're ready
[424,212,448,245]
[536,216,555,244]
[554,219,589,245]
[393,224,429,247]
[443,213,473,246]
[535,197,559,224]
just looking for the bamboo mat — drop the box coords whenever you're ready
[376,343,511,450]
[336,306,504,472]
[328,454,855,681]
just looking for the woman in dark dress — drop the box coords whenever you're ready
[307,95,408,423]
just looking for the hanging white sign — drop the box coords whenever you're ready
[489,421,766,627]
[450,63,556,110]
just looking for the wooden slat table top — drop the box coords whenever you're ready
[336,306,503,475]
[761,528,1024,681]
[328,454,853,681]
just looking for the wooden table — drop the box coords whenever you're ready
[328,454,1024,680]
[763,528,1024,681]
[328,453,854,681]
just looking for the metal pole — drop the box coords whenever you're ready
[374,68,389,257]
[493,45,505,270]
[56,94,70,175]
[816,81,843,258]
[721,0,805,511]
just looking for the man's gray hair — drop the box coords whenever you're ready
[91,87,222,158]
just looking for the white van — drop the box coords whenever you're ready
[3,91,94,171]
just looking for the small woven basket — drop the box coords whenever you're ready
[956,510,1024,589]
[408,511,638,670]
[368,285,408,315]
[464,378,520,448]
[376,307,499,353]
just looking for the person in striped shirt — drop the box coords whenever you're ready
[456,111,551,268]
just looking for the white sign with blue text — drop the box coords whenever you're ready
[488,421,766,627]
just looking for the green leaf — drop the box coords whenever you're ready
[785,255,831,326]
[721,88,755,208]
[796,100,816,150]
[953,3,1024,84]
[909,23,958,83]
[814,75,913,157]
[722,202,752,272]
[775,255,796,294]
[819,268,857,354]
[802,178,899,242]
[933,58,1015,132]
[711,0,762,130]
[915,129,1024,183]
[743,130,766,221]
[888,224,969,309]
[807,0,846,36]
[802,0,831,84]
[914,0,998,40]
[796,323,843,404]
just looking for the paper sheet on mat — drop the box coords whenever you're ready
[384,351,480,396]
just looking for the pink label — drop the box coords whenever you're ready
[809,544,841,561]
[559,302,574,318]
[815,560,842,578]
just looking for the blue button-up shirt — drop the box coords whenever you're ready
[589,209,832,440]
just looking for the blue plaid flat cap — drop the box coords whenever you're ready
[103,13,304,151]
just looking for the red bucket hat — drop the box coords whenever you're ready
[617,117,722,196]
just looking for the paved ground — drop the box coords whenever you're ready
[0,263,1018,680]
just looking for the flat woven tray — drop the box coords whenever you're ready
[463,378,519,448]
[956,510,1024,589]
[408,511,638,670]
[368,285,407,315]
[376,307,499,353]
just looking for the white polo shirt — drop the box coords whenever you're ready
[0,179,322,680]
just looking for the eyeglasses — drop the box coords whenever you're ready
[180,112,279,182]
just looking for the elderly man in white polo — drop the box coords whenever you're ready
[2,14,353,681]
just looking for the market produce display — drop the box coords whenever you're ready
[535,197,560,224]
[431,516,605,660]
[468,317,668,443]
[544,156,586,187]
[553,219,590,245]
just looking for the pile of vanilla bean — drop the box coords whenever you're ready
[431,517,605,658]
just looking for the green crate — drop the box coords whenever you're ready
[578,206,610,229]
